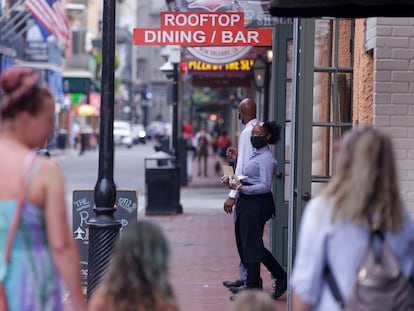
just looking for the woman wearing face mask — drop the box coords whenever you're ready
[229,121,288,300]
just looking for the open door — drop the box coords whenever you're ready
[271,19,354,274]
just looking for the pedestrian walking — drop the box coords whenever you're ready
[182,123,196,182]
[291,126,414,311]
[217,130,232,162]
[227,121,287,300]
[194,128,211,177]
[71,121,80,149]
[0,67,86,311]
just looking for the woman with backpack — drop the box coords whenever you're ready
[291,126,414,311]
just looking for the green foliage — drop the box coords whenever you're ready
[93,53,120,93]
[93,53,119,70]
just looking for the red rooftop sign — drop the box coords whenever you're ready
[133,12,272,46]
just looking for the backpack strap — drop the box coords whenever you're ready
[325,263,345,309]
[325,229,383,310]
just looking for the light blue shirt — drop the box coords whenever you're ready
[291,196,414,310]
[241,146,276,195]
[229,118,258,199]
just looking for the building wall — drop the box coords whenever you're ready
[364,18,414,211]
[136,0,174,125]
[353,19,373,125]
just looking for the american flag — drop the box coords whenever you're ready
[24,0,71,47]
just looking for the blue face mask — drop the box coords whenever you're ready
[251,136,267,149]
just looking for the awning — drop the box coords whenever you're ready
[269,0,414,17]
[71,104,99,117]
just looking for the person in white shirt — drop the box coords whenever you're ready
[221,98,258,294]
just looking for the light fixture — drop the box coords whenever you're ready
[266,50,274,63]
[252,55,267,90]
[159,61,174,79]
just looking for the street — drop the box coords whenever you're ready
[54,142,155,223]
[54,142,228,223]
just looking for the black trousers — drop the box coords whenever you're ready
[235,192,286,288]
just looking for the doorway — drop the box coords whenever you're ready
[270,19,355,269]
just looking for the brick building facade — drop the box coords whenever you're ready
[354,18,414,211]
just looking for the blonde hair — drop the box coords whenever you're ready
[102,221,179,311]
[323,126,404,231]
[230,290,275,311]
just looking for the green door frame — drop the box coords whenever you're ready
[286,18,315,310]
[271,19,315,271]
[271,23,293,268]
[290,17,315,258]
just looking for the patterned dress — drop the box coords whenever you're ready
[0,159,63,310]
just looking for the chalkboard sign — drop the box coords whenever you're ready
[72,189,138,295]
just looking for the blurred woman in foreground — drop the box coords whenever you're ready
[0,67,86,310]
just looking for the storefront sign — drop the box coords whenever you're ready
[133,12,272,46]
[187,59,254,73]
[175,0,293,28]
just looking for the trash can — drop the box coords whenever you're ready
[145,151,182,215]
[57,128,67,149]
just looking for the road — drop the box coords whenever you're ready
[55,141,229,226]
[54,142,156,222]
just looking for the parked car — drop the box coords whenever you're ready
[146,121,171,140]
[131,124,147,144]
[113,120,133,148]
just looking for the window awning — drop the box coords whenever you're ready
[269,0,414,17]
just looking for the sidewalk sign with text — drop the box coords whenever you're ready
[72,189,138,295]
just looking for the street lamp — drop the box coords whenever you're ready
[159,46,183,213]
[159,46,180,157]
[87,0,121,299]
[252,51,272,121]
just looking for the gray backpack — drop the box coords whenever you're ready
[325,230,414,311]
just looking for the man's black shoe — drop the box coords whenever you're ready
[272,278,287,299]
[230,276,264,293]
[222,279,245,288]
[229,284,247,294]
[230,277,263,293]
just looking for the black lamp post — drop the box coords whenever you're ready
[87,0,121,300]
[159,50,182,213]
[252,53,272,121]
[159,60,178,156]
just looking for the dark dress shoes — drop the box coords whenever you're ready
[272,278,287,299]
[230,277,262,293]
[230,277,263,293]
[222,279,246,288]
[229,284,247,294]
